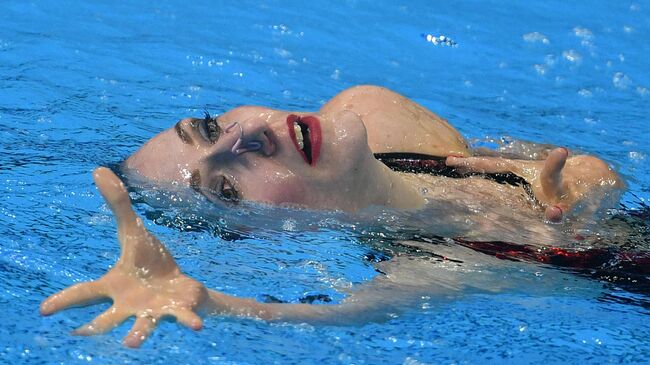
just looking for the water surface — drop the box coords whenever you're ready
[1,0,649,364]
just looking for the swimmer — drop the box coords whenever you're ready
[125,85,621,221]
[40,85,623,347]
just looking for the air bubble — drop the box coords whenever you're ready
[612,72,631,89]
[522,32,549,44]
[421,33,458,47]
[562,50,582,63]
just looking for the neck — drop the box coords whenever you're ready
[358,159,426,210]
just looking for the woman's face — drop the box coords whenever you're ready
[125,106,381,211]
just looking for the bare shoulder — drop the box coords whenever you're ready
[321,85,470,157]
[566,155,623,188]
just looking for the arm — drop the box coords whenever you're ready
[445,147,623,221]
[321,86,622,221]
[40,168,458,347]
[202,249,467,325]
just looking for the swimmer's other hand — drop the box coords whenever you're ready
[40,167,208,348]
[445,148,622,222]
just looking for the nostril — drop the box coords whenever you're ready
[261,130,276,156]
[224,120,275,156]
[227,121,265,155]
[233,142,263,155]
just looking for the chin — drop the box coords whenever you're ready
[324,110,374,168]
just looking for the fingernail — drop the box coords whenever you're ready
[39,303,51,315]
[192,320,203,330]
[123,337,139,348]
[124,332,146,348]
[559,147,569,155]
[545,205,564,223]
[72,325,91,336]
[448,154,464,158]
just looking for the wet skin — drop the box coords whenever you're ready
[40,160,622,347]
[40,86,625,348]
[127,85,622,220]
[126,105,425,211]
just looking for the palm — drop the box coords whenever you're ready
[41,167,206,348]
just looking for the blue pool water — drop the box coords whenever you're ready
[1,0,650,363]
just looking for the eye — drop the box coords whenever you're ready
[203,114,221,143]
[218,176,239,203]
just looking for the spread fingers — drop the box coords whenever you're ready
[73,306,129,335]
[123,314,158,348]
[40,281,106,316]
[171,309,203,331]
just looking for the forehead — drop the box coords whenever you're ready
[221,106,274,119]
[125,127,198,183]
[125,106,287,183]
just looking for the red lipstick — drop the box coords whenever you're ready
[287,114,322,166]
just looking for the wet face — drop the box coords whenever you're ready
[125,106,382,211]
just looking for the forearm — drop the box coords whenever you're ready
[200,254,468,326]
[203,289,398,325]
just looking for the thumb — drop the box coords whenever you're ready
[93,167,137,227]
[540,147,569,200]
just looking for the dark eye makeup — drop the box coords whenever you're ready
[190,169,240,205]
[202,110,221,143]
[213,176,239,204]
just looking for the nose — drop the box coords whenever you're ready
[223,117,275,157]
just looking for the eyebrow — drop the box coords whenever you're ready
[175,121,194,145]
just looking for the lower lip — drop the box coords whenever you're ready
[287,114,322,166]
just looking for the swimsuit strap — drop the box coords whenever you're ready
[374,153,458,176]
[373,152,539,204]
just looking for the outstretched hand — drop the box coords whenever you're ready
[446,148,622,222]
[40,167,207,348]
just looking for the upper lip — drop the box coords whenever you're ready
[286,114,322,166]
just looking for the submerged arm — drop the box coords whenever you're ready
[446,147,623,221]
[203,250,468,325]
[41,168,463,347]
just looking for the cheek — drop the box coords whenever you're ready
[242,172,310,205]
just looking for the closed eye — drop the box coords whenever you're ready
[201,111,222,144]
[204,117,222,143]
[174,113,221,145]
